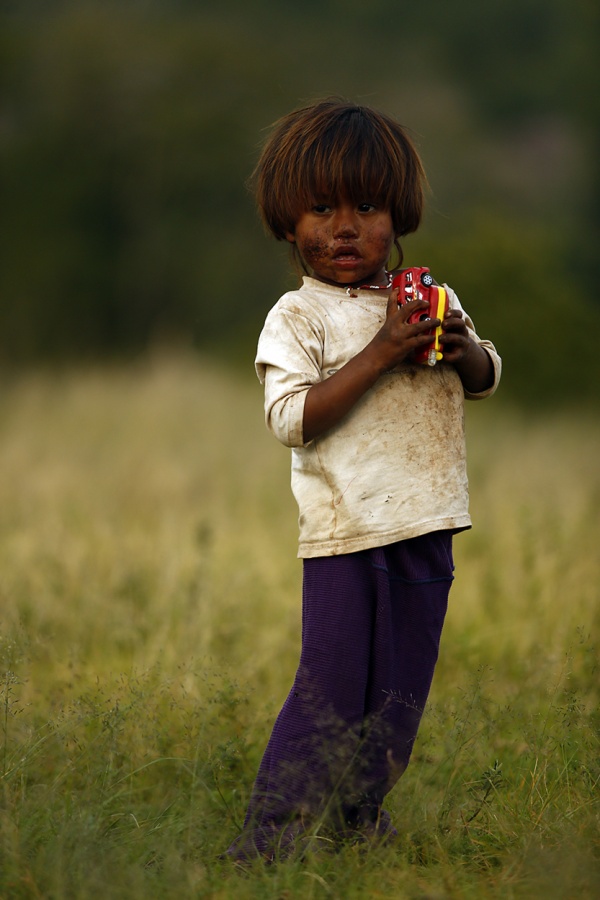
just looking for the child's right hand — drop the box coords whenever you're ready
[370,290,442,370]
[302,290,440,443]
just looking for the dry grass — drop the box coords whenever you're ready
[0,354,598,898]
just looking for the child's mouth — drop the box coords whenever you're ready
[333,246,361,265]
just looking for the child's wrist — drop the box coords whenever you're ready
[361,342,392,381]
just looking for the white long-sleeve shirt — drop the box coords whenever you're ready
[256,276,501,558]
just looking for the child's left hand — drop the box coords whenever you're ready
[440,308,495,393]
[439,308,472,364]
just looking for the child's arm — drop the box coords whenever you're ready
[302,292,436,444]
[439,308,495,395]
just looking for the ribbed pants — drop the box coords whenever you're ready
[229,530,454,856]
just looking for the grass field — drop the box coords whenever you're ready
[0,354,598,899]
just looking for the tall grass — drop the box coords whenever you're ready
[0,355,598,898]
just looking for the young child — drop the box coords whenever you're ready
[225,98,501,862]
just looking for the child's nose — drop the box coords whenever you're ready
[332,206,359,237]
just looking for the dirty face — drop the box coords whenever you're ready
[285,199,395,288]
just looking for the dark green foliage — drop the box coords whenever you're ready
[1,1,598,406]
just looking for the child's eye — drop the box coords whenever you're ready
[312,203,331,214]
[357,203,377,213]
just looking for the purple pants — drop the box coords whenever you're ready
[227,531,454,858]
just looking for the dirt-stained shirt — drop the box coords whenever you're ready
[256,276,501,558]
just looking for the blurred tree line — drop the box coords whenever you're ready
[1,0,599,406]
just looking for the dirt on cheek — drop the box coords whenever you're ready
[299,235,329,268]
[365,225,393,257]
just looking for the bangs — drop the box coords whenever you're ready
[286,108,404,224]
[296,113,397,209]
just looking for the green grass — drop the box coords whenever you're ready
[0,355,598,898]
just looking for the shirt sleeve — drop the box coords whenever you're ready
[444,285,502,400]
[255,301,325,448]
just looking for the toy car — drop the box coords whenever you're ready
[391,267,448,366]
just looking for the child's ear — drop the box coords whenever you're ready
[285,231,296,243]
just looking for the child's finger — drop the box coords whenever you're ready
[388,295,428,323]
[443,309,464,325]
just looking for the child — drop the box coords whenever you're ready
[225,98,501,862]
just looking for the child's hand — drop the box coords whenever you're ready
[372,291,442,369]
[440,308,495,393]
[439,308,471,364]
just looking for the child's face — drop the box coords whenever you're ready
[285,198,395,288]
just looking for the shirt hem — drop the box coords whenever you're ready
[297,516,472,558]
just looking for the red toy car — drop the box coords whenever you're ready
[391,267,448,366]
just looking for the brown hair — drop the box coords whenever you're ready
[251,97,427,244]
